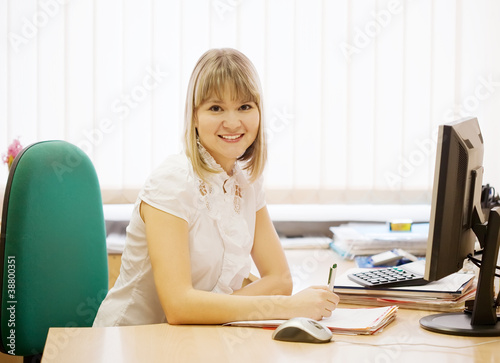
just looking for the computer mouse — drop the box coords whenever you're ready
[272,317,333,344]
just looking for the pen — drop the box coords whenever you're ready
[328,263,337,292]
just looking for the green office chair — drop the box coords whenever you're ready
[0,140,108,362]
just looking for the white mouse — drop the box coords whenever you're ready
[272,317,333,343]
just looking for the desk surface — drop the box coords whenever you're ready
[42,250,500,363]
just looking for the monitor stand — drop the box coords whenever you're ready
[420,207,500,336]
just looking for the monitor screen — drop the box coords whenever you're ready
[424,117,485,282]
[420,116,500,336]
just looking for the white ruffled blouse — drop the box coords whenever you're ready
[93,145,265,326]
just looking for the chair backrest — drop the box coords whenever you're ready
[0,140,108,357]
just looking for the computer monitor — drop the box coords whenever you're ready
[419,116,500,336]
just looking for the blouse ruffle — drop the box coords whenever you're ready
[196,141,253,294]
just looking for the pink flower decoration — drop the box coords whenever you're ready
[2,138,23,170]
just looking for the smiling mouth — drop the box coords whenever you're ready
[219,134,243,141]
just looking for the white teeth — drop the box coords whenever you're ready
[221,134,242,140]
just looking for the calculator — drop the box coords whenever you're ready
[347,262,428,288]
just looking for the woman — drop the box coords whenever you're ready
[93,48,338,327]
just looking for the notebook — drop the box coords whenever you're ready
[223,305,398,335]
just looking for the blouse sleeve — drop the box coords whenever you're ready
[253,174,267,212]
[139,155,194,223]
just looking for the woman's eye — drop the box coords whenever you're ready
[209,105,222,112]
[240,104,252,111]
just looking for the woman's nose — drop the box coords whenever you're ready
[222,112,241,129]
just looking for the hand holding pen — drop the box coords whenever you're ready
[282,263,339,320]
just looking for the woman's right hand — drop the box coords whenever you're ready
[285,286,339,321]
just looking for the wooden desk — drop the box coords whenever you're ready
[41,250,500,363]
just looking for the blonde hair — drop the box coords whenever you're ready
[183,48,267,183]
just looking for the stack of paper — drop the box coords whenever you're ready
[329,223,429,259]
[280,236,332,249]
[224,306,398,335]
[334,267,476,312]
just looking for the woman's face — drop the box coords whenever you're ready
[195,88,260,174]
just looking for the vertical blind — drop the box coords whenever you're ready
[1,0,499,204]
